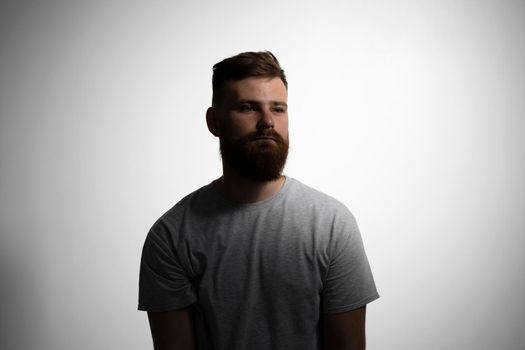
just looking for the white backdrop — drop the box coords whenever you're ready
[1,1,524,349]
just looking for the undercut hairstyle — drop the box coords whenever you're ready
[211,51,288,106]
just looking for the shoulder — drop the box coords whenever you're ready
[150,183,213,234]
[287,177,355,219]
[285,177,361,245]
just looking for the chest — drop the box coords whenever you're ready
[181,210,330,301]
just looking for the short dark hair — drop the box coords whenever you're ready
[211,51,287,106]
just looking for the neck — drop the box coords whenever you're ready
[214,164,286,203]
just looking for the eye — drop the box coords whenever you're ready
[236,104,256,113]
[272,106,287,113]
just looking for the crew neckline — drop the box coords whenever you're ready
[207,175,292,211]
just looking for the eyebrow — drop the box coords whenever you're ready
[234,99,288,107]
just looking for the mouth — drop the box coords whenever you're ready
[252,137,277,144]
[254,136,275,140]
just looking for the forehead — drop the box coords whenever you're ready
[223,77,288,102]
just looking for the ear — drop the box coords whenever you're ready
[206,107,221,137]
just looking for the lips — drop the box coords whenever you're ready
[247,130,284,145]
[254,136,275,141]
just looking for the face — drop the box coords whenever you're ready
[210,77,289,181]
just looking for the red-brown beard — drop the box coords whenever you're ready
[219,129,289,182]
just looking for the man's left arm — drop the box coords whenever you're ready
[323,305,367,350]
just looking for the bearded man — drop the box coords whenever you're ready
[138,51,379,350]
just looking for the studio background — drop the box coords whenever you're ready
[1,1,524,349]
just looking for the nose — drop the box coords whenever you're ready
[256,108,274,130]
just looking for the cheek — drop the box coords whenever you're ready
[276,117,289,134]
[222,117,253,139]
[234,116,256,130]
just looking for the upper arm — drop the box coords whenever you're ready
[322,209,379,315]
[147,307,196,350]
[138,222,198,311]
[323,305,367,350]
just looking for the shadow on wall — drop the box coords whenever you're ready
[0,238,48,350]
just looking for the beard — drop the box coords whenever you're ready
[219,129,289,182]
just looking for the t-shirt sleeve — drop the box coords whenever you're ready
[322,209,379,314]
[138,219,198,312]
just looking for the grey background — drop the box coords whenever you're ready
[1,0,524,349]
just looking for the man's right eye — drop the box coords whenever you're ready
[237,104,255,112]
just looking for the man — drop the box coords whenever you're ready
[138,51,379,350]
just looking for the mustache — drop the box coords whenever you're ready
[246,129,286,143]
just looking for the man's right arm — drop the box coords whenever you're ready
[147,307,196,350]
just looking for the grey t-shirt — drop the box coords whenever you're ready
[138,176,379,349]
